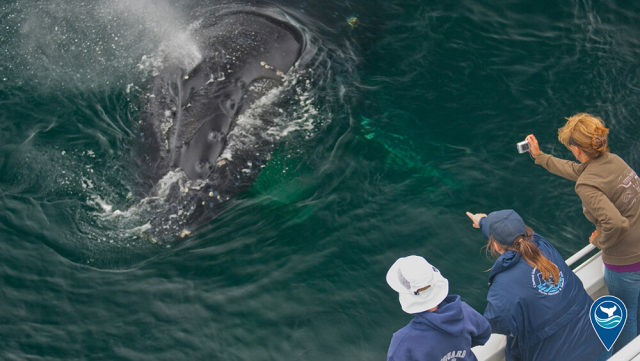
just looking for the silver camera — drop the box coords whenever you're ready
[517,140,531,154]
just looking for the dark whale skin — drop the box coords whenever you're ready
[138,12,304,238]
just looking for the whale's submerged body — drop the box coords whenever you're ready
[139,11,304,239]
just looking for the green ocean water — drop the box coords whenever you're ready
[1,0,640,359]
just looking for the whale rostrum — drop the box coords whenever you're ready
[138,11,304,238]
[149,11,303,180]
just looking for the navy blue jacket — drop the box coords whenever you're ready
[388,295,491,361]
[482,224,604,361]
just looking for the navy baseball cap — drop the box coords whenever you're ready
[481,209,526,246]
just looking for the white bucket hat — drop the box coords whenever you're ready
[386,255,449,314]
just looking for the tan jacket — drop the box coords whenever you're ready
[535,151,640,265]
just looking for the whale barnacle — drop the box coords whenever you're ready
[195,161,205,172]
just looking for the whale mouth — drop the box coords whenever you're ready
[146,11,304,181]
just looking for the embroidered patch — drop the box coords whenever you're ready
[531,267,564,295]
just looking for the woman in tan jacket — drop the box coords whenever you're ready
[527,113,640,352]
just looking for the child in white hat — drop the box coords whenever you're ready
[386,255,491,361]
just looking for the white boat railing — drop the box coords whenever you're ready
[565,243,597,267]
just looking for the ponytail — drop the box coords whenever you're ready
[591,127,609,154]
[487,226,560,286]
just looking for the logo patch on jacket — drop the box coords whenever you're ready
[531,268,564,295]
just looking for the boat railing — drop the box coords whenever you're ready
[565,243,597,267]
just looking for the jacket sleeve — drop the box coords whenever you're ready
[485,302,519,361]
[479,217,490,239]
[535,152,581,181]
[469,307,492,347]
[484,300,511,337]
[576,183,629,249]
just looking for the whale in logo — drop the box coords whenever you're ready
[590,296,627,351]
[595,303,622,329]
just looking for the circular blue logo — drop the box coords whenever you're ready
[531,268,564,295]
[595,301,623,329]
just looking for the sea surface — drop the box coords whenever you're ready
[1,0,639,359]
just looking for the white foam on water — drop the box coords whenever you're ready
[86,166,210,237]
[89,195,114,214]
[153,169,208,199]
[154,169,187,200]
[129,222,153,234]
[269,85,319,138]
[81,177,95,189]
[220,72,321,161]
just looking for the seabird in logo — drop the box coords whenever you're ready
[590,296,627,351]
[530,268,564,295]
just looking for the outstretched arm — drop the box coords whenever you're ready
[467,212,490,238]
[466,212,487,228]
[469,306,492,347]
[484,301,511,337]
[527,134,583,181]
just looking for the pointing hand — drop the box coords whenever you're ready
[466,212,487,228]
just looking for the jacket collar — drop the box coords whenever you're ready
[488,250,522,286]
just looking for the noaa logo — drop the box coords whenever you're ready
[590,296,627,351]
[594,301,623,329]
[530,268,564,295]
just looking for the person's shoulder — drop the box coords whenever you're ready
[532,234,564,261]
[458,299,475,310]
[487,273,520,300]
[388,323,413,354]
[609,152,633,167]
[460,299,485,318]
[391,322,413,338]
[487,259,535,301]
[533,233,555,250]
[607,152,622,160]
[388,321,437,359]
[593,152,629,168]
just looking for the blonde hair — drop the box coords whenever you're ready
[486,226,560,285]
[557,113,609,159]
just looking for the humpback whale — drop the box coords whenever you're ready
[138,11,304,239]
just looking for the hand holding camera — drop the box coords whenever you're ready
[516,134,540,158]
[517,140,531,154]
